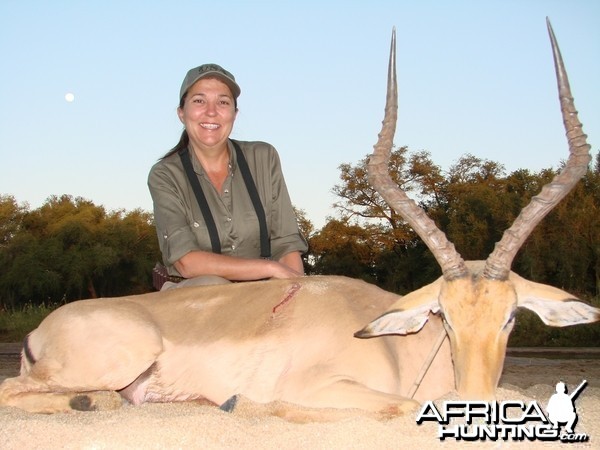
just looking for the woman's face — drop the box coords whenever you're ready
[178,77,237,153]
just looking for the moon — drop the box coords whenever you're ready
[65,93,75,103]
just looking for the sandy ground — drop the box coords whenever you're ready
[0,345,598,449]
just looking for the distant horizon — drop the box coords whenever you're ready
[1,1,598,230]
[5,142,598,229]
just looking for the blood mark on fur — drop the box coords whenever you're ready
[272,283,301,315]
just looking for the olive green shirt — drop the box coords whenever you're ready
[148,140,308,276]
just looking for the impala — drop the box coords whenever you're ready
[0,19,597,418]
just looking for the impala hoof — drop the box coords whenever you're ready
[69,391,123,411]
[70,395,94,411]
[220,394,239,413]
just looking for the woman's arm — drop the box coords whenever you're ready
[174,250,303,281]
[278,251,304,275]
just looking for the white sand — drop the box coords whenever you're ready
[1,357,598,449]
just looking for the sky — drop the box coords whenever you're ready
[1,1,598,229]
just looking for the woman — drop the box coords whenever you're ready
[148,64,307,289]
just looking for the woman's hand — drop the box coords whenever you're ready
[268,260,304,279]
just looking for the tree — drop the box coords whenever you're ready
[324,146,600,302]
[440,154,511,259]
[0,195,161,308]
[308,219,378,282]
[332,148,444,247]
[293,206,314,240]
[517,165,600,297]
[0,195,27,248]
[97,208,160,296]
[292,207,315,274]
[321,147,446,289]
[30,195,118,299]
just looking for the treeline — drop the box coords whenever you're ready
[0,195,160,307]
[301,147,600,346]
[1,147,599,345]
[306,148,599,298]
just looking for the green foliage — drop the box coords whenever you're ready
[308,219,378,282]
[0,195,161,309]
[0,302,57,342]
[308,148,600,347]
[2,147,599,347]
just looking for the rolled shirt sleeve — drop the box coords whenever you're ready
[148,161,202,267]
[265,147,308,261]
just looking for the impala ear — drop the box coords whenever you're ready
[511,272,600,327]
[355,301,440,338]
[519,297,600,327]
[355,278,443,338]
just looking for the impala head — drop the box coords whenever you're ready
[356,20,599,400]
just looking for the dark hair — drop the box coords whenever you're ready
[159,89,239,161]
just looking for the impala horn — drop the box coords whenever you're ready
[368,28,468,281]
[483,18,592,281]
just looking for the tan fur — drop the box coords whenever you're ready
[0,276,453,417]
[359,261,600,401]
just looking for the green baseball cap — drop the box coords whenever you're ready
[179,63,241,101]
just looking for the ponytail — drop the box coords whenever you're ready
[160,129,189,160]
[160,95,189,160]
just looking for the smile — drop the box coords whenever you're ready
[200,123,220,130]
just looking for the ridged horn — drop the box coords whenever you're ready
[368,28,468,281]
[483,18,592,280]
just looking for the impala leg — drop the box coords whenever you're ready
[220,394,371,423]
[221,380,419,423]
[0,375,123,413]
[302,379,420,418]
[0,300,165,413]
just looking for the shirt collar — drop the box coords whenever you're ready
[189,140,236,176]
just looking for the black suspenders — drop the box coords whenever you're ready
[179,140,271,259]
[231,141,271,259]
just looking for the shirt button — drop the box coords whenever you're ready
[193,222,200,228]
[226,217,232,222]
[224,189,229,194]
[231,245,236,250]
